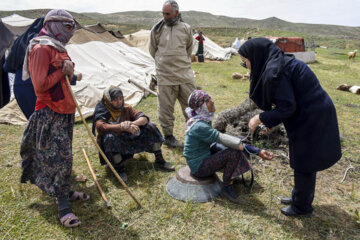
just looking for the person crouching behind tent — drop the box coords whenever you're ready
[183,90,274,203]
[20,9,88,228]
[92,86,175,183]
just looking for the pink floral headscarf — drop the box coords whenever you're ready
[185,90,214,133]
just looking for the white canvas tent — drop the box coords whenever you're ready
[192,33,236,61]
[0,14,35,58]
[231,37,245,50]
[1,14,35,27]
[0,22,156,125]
[125,29,151,53]
[126,30,236,61]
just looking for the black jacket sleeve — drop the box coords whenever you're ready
[259,76,296,128]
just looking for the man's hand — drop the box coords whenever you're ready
[258,150,274,160]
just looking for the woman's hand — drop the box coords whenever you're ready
[248,114,262,134]
[258,150,274,160]
[120,121,132,129]
[76,73,82,81]
[128,124,140,135]
[62,60,74,79]
[238,144,244,151]
[120,121,140,135]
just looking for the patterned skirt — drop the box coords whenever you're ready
[20,107,74,198]
[193,147,252,185]
[101,122,164,164]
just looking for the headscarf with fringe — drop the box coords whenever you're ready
[103,86,124,122]
[185,90,214,133]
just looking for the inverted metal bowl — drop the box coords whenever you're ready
[166,165,223,203]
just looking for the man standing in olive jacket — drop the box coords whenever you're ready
[149,0,196,148]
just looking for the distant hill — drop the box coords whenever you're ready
[1,9,359,40]
[82,11,360,40]
[0,9,98,25]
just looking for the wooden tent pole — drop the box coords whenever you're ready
[128,78,158,96]
[65,76,142,208]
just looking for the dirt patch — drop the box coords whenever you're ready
[213,98,288,149]
[344,103,359,109]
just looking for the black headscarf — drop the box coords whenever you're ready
[238,38,294,111]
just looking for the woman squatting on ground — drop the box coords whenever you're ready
[92,86,175,183]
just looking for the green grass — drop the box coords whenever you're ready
[1,48,360,239]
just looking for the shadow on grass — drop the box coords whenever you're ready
[214,181,268,216]
[279,204,360,239]
[28,182,140,239]
[104,157,173,188]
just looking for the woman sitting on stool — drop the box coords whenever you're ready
[183,90,273,203]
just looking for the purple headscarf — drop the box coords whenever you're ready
[39,9,75,44]
[185,90,214,133]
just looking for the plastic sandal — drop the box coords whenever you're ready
[69,191,90,202]
[60,213,81,228]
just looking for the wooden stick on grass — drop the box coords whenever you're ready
[65,76,143,208]
[82,148,111,208]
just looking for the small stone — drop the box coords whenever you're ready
[232,72,243,79]
[75,174,87,182]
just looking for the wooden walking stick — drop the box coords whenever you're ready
[82,148,111,208]
[65,76,143,208]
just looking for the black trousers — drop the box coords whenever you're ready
[291,170,317,214]
[196,43,204,62]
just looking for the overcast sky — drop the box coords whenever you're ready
[1,0,359,27]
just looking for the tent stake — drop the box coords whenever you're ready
[65,76,143,208]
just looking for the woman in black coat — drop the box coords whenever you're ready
[238,38,342,217]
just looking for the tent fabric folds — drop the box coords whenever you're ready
[0,16,155,125]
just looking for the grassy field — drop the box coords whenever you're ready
[0,48,359,239]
